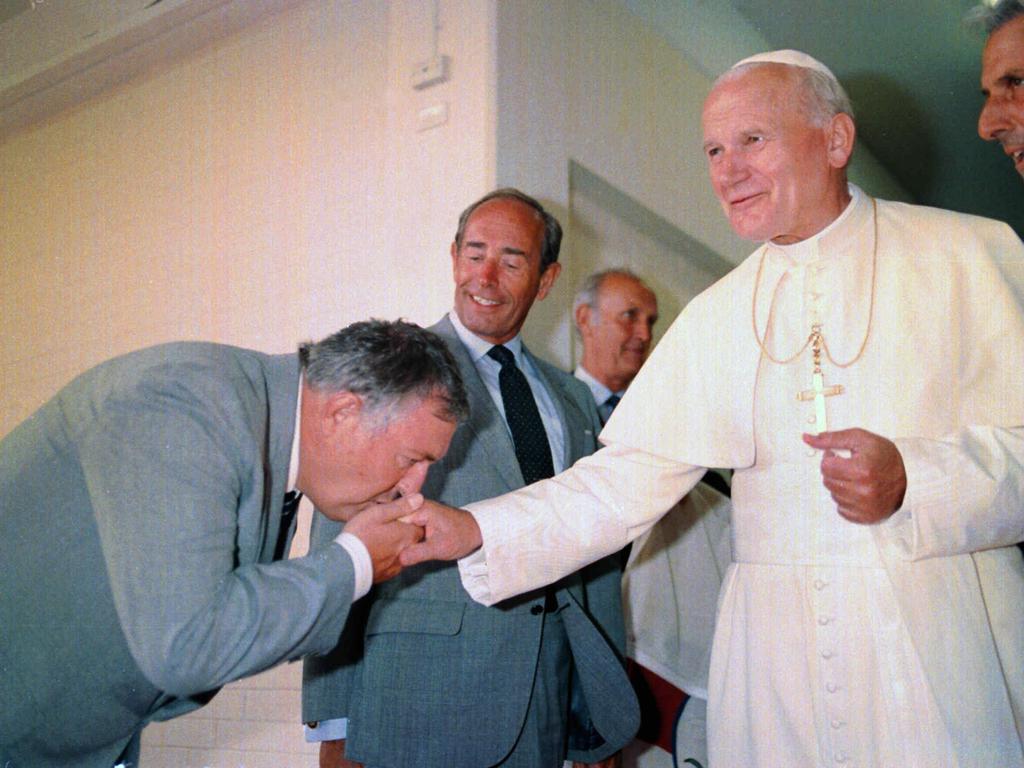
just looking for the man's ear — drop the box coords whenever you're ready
[826,112,856,170]
[322,390,363,435]
[535,262,562,301]
[575,302,593,338]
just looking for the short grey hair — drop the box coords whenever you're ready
[453,188,563,271]
[572,268,650,330]
[720,62,855,127]
[299,319,469,425]
[966,0,1024,34]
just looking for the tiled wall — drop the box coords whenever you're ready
[142,660,317,768]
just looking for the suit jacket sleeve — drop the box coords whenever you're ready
[78,364,356,696]
[301,512,367,725]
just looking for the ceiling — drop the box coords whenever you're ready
[728,0,1023,237]
[0,0,302,139]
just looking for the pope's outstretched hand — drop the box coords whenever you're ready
[399,500,483,566]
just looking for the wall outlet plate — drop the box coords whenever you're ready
[411,55,448,90]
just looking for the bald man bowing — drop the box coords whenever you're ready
[406,51,1024,766]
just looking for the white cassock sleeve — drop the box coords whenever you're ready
[457,442,705,606]
[878,426,1024,559]
[876,214,1024,561]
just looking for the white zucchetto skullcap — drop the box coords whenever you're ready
[731,49,840,85]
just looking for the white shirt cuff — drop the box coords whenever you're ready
[304,717,348,742]
[457,542,495,606]
[334,532,372,600]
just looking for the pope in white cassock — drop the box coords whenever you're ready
[402,50,1024,767]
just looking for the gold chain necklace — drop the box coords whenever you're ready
[751,196,878,369]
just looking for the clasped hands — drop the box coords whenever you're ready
[344,493,482,581]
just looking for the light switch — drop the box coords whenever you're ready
[416,102,448,132]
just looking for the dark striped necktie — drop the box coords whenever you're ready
[487,345,554,485]
[601,393,621,424]
[275,490,303,559]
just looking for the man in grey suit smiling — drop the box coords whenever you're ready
[303,189,639,767]
[0,319,467,768]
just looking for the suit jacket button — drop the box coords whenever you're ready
[530,604,544,615]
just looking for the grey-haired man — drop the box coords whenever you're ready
[303,190,638,768]
[0,319,466,767]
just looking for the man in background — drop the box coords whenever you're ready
[572,269,659,425]
[573,269,729,768]
[975,0,1024,179]
[0,319,467,768]
[574,268,730,498]
[303,189,638,768]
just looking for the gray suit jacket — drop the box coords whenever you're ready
[0,342,356,768]
[303,317,639,766]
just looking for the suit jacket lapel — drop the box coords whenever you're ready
[525,347,591,468]
[253,352,302,563]
[432,317,523,491]
[522,347,597,601]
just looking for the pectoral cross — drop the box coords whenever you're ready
[796,325,844,434]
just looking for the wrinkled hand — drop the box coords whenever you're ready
[803,428,907,524]
[344,493,425,582]
[319,738,361,768]
[398,499,483,566]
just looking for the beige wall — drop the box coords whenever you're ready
[568,163,733,364]
[0,0,495,438]
[1,1,494,764]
